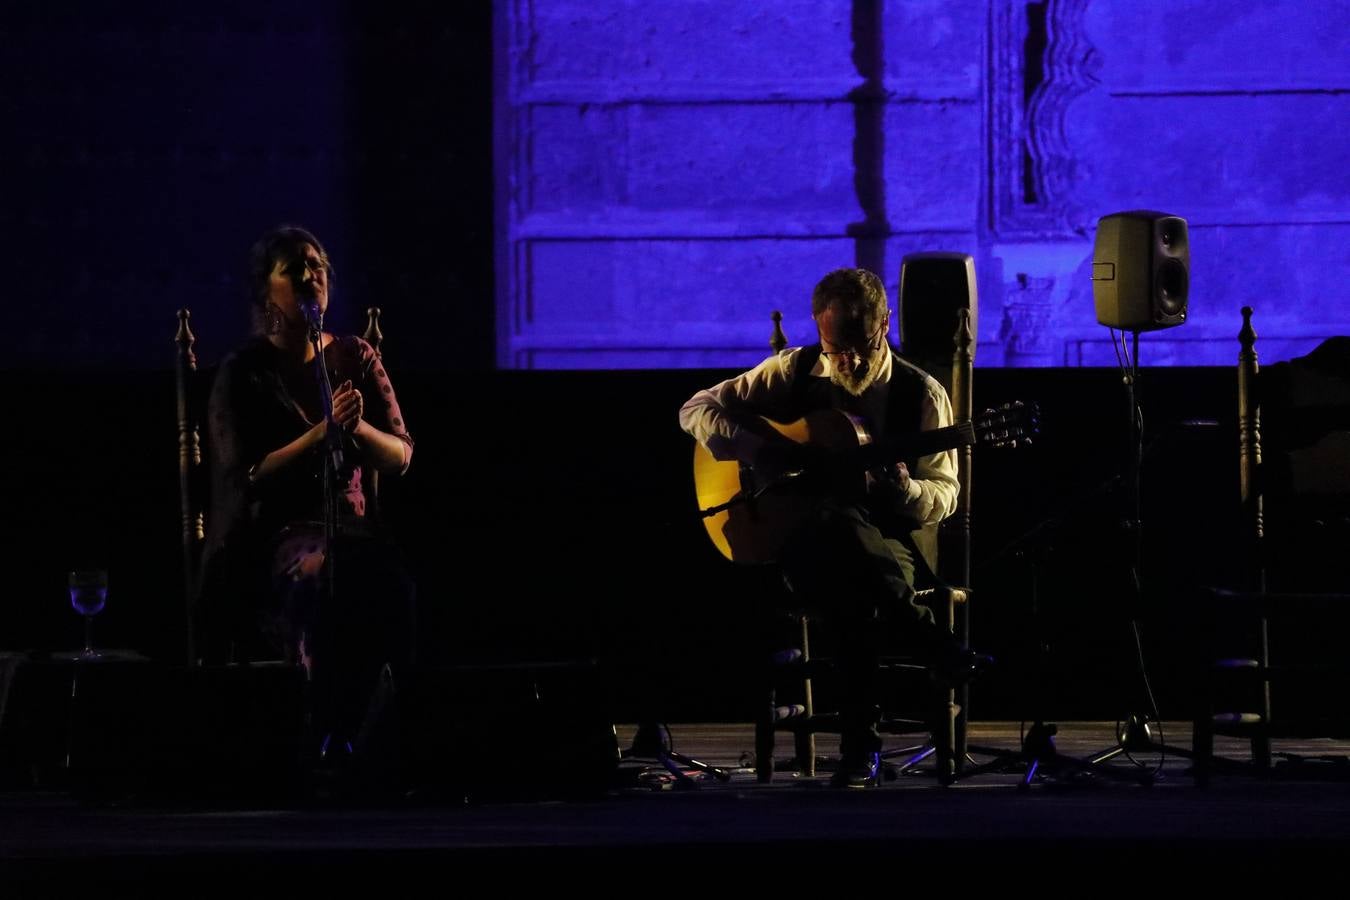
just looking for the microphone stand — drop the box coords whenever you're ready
[309,314,342,572]
[306,308,345,759]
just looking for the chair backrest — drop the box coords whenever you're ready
[175,307,387,665]
[940,308,974,590]
[359,307,385,526]
[1238,307,1350,593]
[175,309,205,665]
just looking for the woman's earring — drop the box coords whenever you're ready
[265,301,284,335]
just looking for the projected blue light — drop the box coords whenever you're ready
[497,0,1350,369]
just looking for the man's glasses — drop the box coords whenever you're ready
[820,319,888,366]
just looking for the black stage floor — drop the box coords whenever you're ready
[4,721,1350,889]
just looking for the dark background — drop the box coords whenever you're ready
[2,1,494,373]
[0,3,1286,724]
[7,361,1248,724]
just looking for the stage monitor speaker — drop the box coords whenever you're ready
[899,252,977,365]
[0,653,73,789]
[1092,210,1189,332]
[65,662,309,805]
[397,660,619,803]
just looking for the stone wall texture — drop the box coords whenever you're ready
[496,0,1350,368]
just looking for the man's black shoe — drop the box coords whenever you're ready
[933,647,995,688]
[829,752,881,789]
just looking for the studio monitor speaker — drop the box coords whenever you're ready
[1092,211,1189,332]
[899,252,978,362]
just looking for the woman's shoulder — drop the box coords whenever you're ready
[217,337,275,374]
[323,334,381,379]
[325,333,376,359]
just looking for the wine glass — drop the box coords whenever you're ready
[68,569,107,660]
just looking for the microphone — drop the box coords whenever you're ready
[299,299,323,332]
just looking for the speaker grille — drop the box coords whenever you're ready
[1156,258,1188,318]
[1158,218,1187,254]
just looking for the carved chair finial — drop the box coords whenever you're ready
[770,310,787,354]
[364,306,384,357]
[175,307,197,372]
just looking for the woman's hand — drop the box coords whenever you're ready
[331,380,363,433]
[251,381,371,484]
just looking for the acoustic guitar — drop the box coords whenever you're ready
[693,403,1036,564]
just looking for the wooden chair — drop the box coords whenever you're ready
[1192,307,1350,783]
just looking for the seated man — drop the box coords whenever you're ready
[679,267,981,786]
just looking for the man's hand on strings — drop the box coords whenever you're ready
[866,460,910,495]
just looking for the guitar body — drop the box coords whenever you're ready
[693,409,874,564]
[691,402,1034,564]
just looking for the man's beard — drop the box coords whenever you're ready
[830,344,887,397]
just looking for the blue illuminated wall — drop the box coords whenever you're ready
[495,0,1350,368]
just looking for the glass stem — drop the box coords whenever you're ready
[83,616,94,655]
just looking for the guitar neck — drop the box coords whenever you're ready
[861,421,976,466]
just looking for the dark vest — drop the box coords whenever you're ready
[787,344,930,459]
[787,345,940,575]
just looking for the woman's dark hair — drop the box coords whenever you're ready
[246,225,333,333]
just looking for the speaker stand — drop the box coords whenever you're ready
[619,722,731,789]
[1084,713,1195,767]
[1079,330,1192,776]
